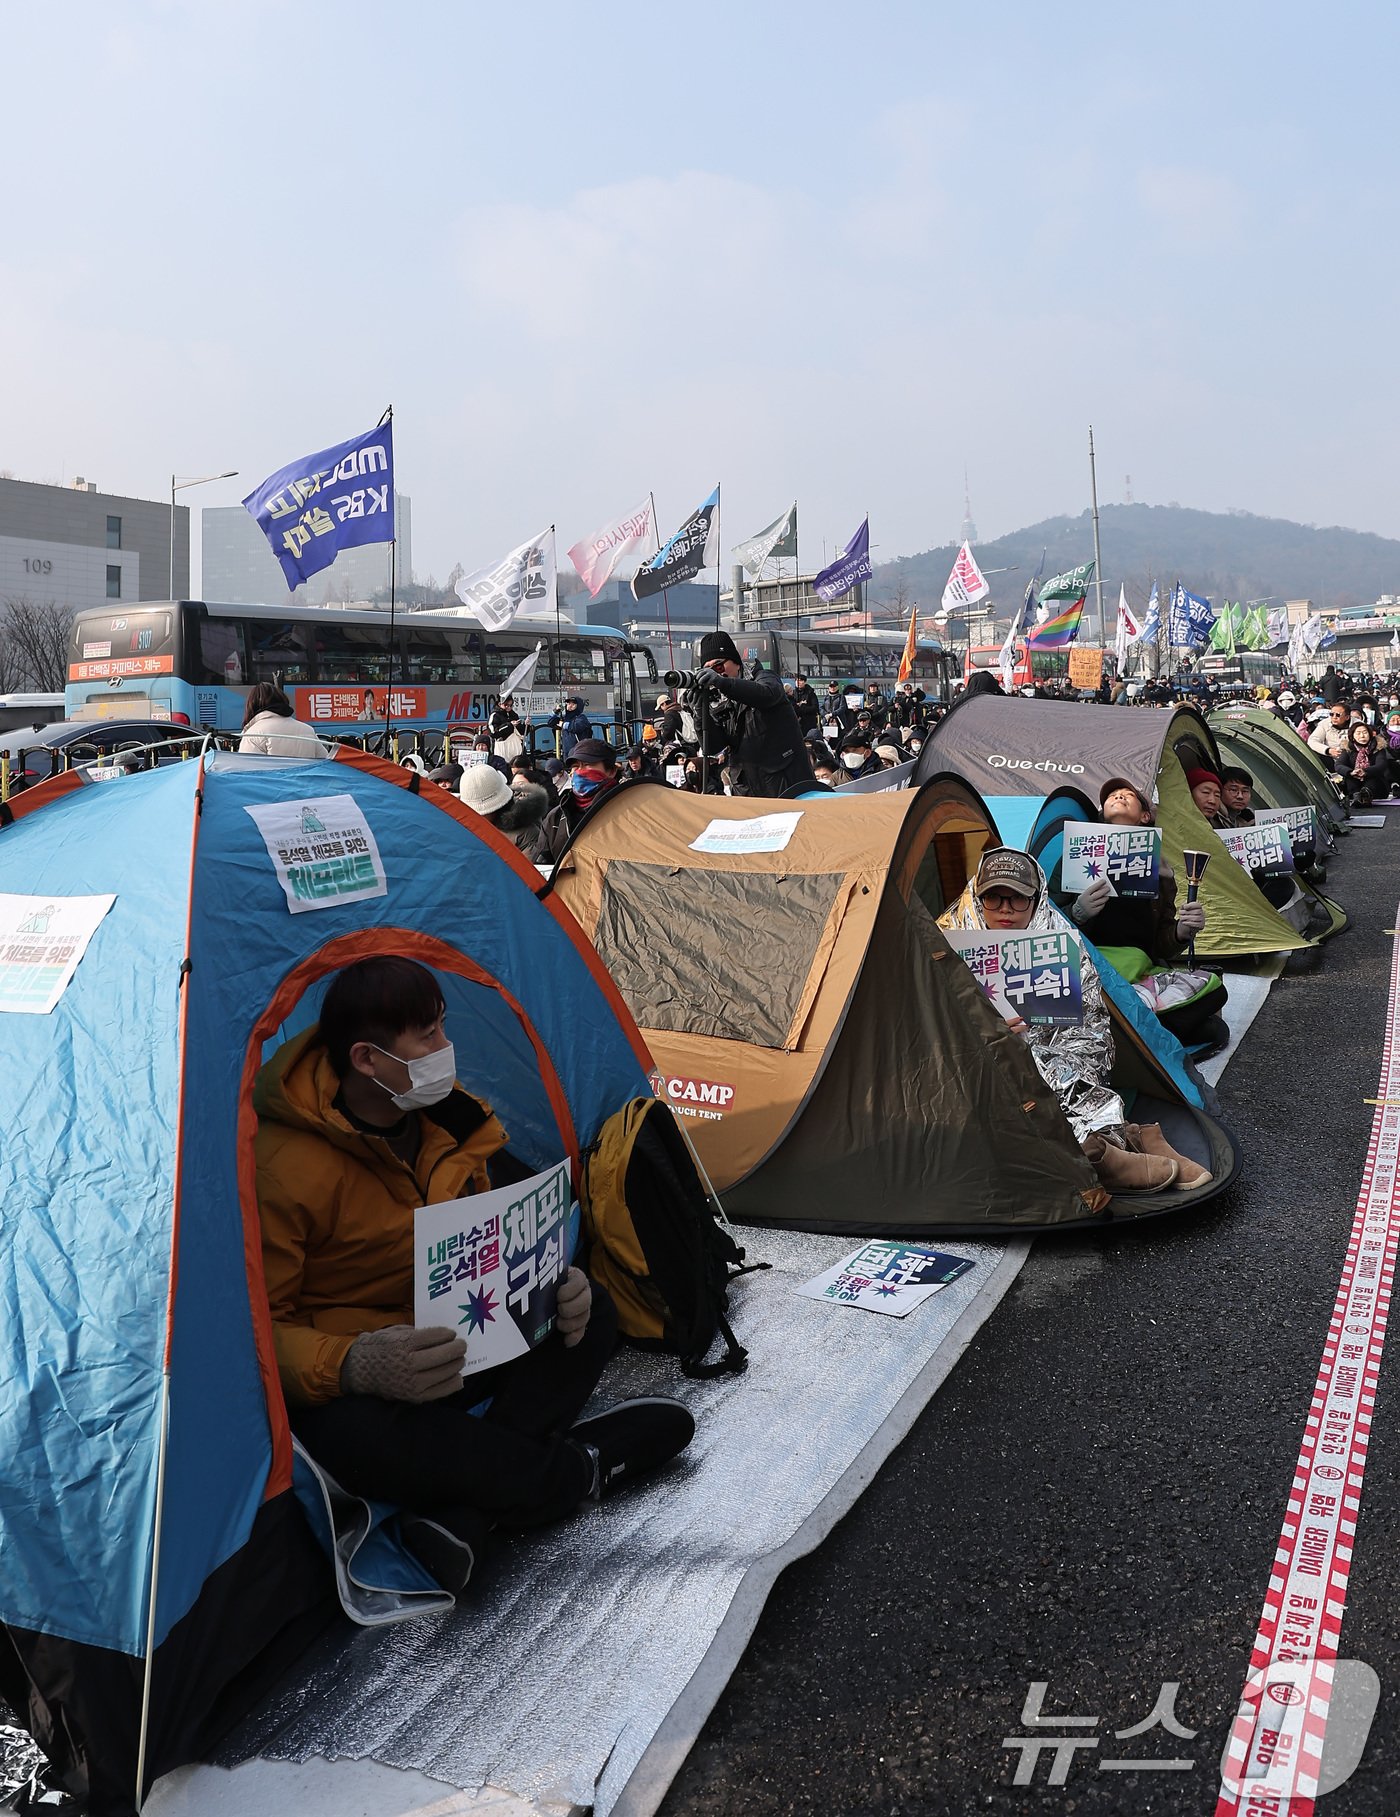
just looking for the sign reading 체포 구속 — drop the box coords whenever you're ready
[1254,804,1318,855]
[414,1162,580,1375]
[1060,822,1162,898]
[944,927,1085,1028]
[244,794,388,914]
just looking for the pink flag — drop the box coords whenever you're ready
[567,497,655,598]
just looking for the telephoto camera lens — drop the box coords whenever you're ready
[662,670,701,690]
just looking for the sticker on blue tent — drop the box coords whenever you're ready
[0,892,116,1015]
[244,794,388,914]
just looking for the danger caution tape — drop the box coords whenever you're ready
[1215,903,1400,1812]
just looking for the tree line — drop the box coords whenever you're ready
[0,599,72,693]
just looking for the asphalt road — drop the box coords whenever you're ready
[661,817,1400,1817]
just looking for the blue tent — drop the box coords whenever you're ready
[0,749,653,1813]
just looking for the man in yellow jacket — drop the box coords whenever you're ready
[256,955,693,1593]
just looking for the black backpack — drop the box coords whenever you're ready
[580,1097,755,1378]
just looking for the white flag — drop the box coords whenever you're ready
[567,499,654,598]
[941,541,990,614]
[1114,584,1130,668]
[1301,613,1326,653]
[732,502,797,579]
[1267,607,1289,648]
[500,640,545,698]
[449,528,556,630]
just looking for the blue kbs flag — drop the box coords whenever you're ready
[243,421,395,590]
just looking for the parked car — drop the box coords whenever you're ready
[0,720,199,794]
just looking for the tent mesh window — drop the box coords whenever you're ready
[595,861,844,1048]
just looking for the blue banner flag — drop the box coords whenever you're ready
[813,517,873,602]
[1169,582,1216,650]
[632,488,719,600]
[243,421,395,591]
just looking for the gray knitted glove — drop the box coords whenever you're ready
[340,1325,466,1402]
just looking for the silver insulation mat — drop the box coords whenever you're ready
[165,1227,1028,1816]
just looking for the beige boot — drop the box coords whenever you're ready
[1082,1132,1179,1194]
[1127,1122,1213,1191]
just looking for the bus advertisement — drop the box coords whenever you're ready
[65,601,657,749]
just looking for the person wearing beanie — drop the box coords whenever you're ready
[531,737,620,864]
[835,727,882,784]
[1185,765,1226,826]
[547,694,593,759]
[689,631,815,797]
[458,761,514,820]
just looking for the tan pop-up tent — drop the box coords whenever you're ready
[551,776,1118,1233]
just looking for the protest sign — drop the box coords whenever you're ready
[413,1161,579,1375]
[1217,822,1295,877]
[944,927,1085,1027]
[797,1240,974,1317]
[1254,804,1318,856]
[1067,646,1104,689]
[1060,822,1162,898]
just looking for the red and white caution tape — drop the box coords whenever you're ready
[1215,912,1400,1813]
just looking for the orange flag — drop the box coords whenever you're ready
[897,602,919,681]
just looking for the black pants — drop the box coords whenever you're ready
[293,1285,619,1534]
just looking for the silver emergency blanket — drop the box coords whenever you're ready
[940,858,1128,1143]
[189,1227,1026,1816]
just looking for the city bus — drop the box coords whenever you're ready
[65,601,658,749]
[627,623,955,700]
[1194,651,1286,690]
[963,643,1071,689]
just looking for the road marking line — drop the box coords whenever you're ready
[1215,895,1400,1815]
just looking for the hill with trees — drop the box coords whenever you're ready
[873,504,1400,619]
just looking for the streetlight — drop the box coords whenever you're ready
[170,470,238,599]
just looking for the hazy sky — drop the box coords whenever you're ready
[4,1,1397,587]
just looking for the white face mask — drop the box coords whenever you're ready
[842,752,865,770]
[370,1040,456,1111]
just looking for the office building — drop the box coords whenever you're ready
[202,496,412,606]
[0,474,186,609]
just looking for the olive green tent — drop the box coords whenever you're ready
[1208,706,1348,834]
[913,695,1310,962]
[549,775,1238,1233]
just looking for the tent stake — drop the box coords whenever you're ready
[134,1369,173,1811]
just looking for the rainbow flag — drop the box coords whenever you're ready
[1027,593,1086,650]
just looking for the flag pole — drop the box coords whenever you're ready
[714,481,722,633]
[551,522,566,750]
[378,405,395,760]
[1088,424,1105,647]
[649,491,675,672]
[793,502,801,632]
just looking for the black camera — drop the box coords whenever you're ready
[662,669,702,690]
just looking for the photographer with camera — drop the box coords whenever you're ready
[667,631,816,798]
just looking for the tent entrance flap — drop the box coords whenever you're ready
[596,862,846,1049]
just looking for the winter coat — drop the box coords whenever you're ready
[940,857,1127,1145]
[790,684,821,734]
[255,1027,508,1406]
[493,782,550,853]
[531,776,620,864]
[700,671,816,797]
[548,708,593,757]
[1054,856,1185,965]
[239,709,327,758]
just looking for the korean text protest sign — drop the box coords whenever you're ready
[1254,804,1319,859]
[1217,822,1295,877]
[1060,822,1162,898]
[797,1241,975,1318]
[414,1161,580,1375]
[944,927,1085,1027]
